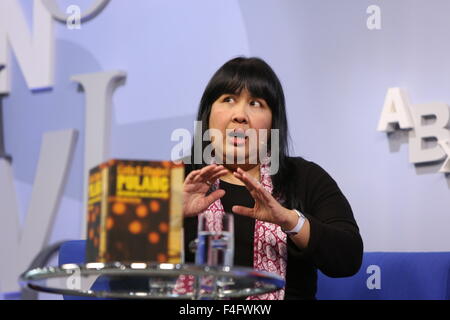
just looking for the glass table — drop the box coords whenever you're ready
[20,262,285,300]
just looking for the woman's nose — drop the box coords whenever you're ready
[232,103,249,123]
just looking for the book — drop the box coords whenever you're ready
[86,159,184,264]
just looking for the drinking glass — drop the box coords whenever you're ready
[194,213,234,299]
[195,213,234,267]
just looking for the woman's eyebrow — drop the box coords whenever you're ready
[251,96,267,103]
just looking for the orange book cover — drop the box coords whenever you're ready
[86,159,184,264]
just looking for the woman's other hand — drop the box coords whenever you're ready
[231,167,297,230]
[183,164,228,217]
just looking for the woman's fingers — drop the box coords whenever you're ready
[207,169,229,184]
[232,205,254,218]
[198,165,223,182]
[203,189,226,205]
[191,165,215,183]
[233,169,266,200]
[185,169,200,184]
[192,164,225,184]
[253,181,273,203]
[234,168,258,190]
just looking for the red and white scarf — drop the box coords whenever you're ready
[175,161,287,300]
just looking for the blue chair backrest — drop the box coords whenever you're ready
[59,240,86,265]
[59,240,109,300]
[317,252,450,300]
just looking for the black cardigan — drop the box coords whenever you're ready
[183,156,363,299]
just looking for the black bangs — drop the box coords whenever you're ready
[203,57,282,114]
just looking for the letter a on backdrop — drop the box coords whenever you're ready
[377,88,414,132]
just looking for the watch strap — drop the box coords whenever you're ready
[283,209,306,235]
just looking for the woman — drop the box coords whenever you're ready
[182,57,363,300]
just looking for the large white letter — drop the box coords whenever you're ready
[408,103,450,163]
[71,71,126,238]
[377,88,414,132]
[0,129,77,292]
[0,0,54,94]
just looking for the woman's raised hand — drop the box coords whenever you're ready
[231,167,293,229]
[183,164,229,217]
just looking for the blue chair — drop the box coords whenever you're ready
[317,252,450,300]
[59,240,110,300]
[59,240,86,266]
[60,241,450,300]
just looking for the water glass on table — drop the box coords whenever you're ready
[194,213,235,298]
[195,213,234,266]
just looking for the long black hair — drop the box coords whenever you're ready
[189,56,293,201]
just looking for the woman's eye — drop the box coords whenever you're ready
[223,96,235,103]
[250,100,262,107]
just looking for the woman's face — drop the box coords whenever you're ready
[208,89,272,168]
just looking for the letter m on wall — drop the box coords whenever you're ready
[0,0,54,94]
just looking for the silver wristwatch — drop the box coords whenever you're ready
[282,209,306,235]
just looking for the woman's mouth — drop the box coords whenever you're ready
[228,130,247,146]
